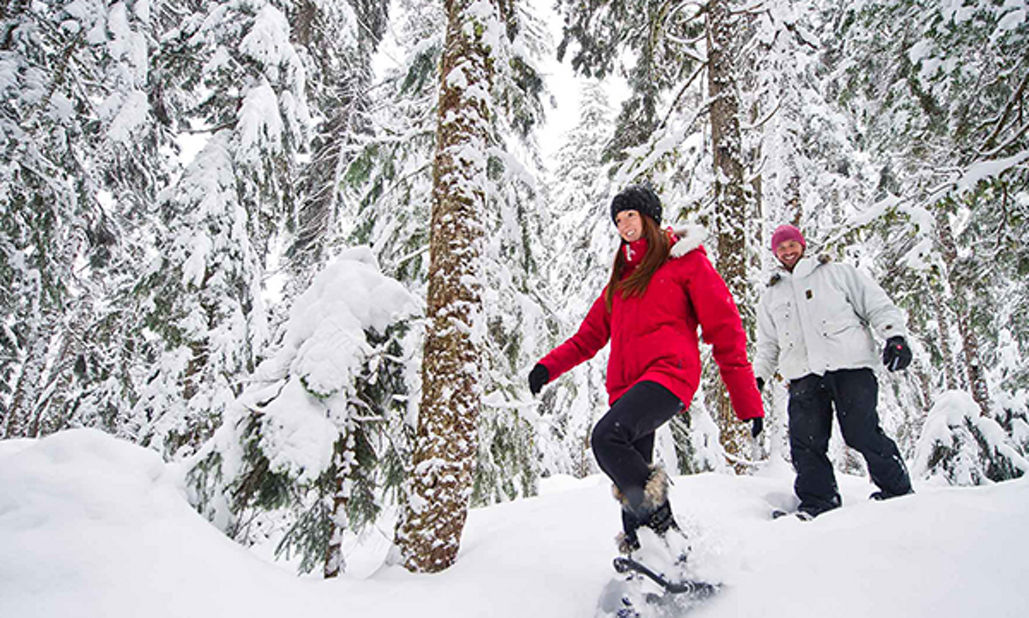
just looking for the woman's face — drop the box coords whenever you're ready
[615,209,643,243]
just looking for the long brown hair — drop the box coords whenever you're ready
[604,215,671,312]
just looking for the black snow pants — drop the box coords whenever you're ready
[591,381,684,512]
[788,368,912,516]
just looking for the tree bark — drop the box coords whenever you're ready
[394,0,495,573]
[706,0,752,466]
[323,435,350,579]
[926,275,961,391]
[935,205,991,414]
[5,306,58,438]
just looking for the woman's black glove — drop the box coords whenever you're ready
[528,364,549,395]
[750,417,764,438]
[756,376,764,392]
[882,336,912,372]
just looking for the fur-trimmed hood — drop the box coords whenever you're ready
[668,223,708,258]
[768,253,832,286]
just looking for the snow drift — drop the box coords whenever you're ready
[2,429,1027,618]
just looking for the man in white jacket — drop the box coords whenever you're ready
[754,224,913,518]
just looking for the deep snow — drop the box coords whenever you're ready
[1,429,1027,617]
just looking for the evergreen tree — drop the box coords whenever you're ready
[188,247,417,577]
[912,390,1028,485]
[472,0,551,504]
[540,80,617,477]
[394,0,502,573]
[828,0,1029,464]
[346,0,552,506]
[0,0,168,438]
[128,0,312,457]
[287,0,389,293]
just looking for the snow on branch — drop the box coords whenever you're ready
[913,390,1029,486]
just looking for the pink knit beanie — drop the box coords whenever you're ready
[770,224,806,252]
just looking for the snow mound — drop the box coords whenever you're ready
[2,430,1029,618]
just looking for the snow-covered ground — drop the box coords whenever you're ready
[2,429,1027,618]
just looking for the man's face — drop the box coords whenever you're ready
[775,239,805,271]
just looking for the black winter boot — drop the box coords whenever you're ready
[613,468,691,566]
[634,469,691,574]
[641,499,676,535]
[870,488,914,501]
[617,509,642,554]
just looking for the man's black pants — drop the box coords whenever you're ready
[788,368,912,515]
[592,381,683,512]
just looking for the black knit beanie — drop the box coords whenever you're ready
[610,185,662,225]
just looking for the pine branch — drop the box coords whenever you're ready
[661,0,709,50]
[659,60,708,130]
[739,97,782,131]
[730,2,767,16]
[978,119,1029,160]
[977,69,1028,155]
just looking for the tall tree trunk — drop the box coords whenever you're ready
[706,0,751,466]
[5,308,57,438]
[394,0,495,573]
[926,275,961,391]
[323,434,351,579]
[288,0,385,292]
[935,205,991,414]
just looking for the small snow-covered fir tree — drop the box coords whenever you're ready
[188,247,419,577]
[912,390,1029,485]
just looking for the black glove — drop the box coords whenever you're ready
[882,336,912,372]
[756,376,764,392]
[750,417,764,438]
[528,363,549,395]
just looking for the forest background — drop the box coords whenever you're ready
[1,0,1027,577]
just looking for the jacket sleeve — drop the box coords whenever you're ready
[538,293,611,383]
[685,252,764,421]
[753,292,780,384]
[837,264,908,341]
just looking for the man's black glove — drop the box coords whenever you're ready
[528,363,549,395]
[756,376,764,392]
[882,336,912,372]
[750,417,764,438]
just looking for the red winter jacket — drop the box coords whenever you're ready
[539,226,763,421]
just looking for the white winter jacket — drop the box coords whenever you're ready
[753,255,907,383]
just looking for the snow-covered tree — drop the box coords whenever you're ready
[913,390,1028,485]
[471,1,552,504]
[287,0,389,293]
[344,0,552,508]
[393,0,501,573]
[188,247,418,577]
[538,80,618,476]
[1,0,169,439]
[128,0,312,457]
[825,0,1029,468]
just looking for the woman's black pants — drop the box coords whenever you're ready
[591,381,683,512]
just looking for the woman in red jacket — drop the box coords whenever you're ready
[528,185,763,554]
